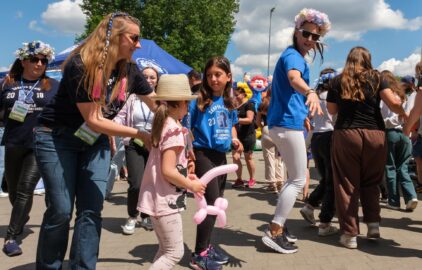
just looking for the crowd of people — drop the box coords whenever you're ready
[0,7,421,270]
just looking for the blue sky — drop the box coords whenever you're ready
[1,0,421,84]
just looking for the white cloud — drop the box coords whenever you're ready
[230,0,422,77]
[41,0,86,35]
[377,53,421,76]
[0,66,9,72]
[29,20,46,33]
[230,64,244,81]
[16,11,23,18]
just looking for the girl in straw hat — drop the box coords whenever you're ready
[137,74,205,269]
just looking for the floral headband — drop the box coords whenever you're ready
[317,71,338,86]
[14,40,55,63]
[294,8,331,36]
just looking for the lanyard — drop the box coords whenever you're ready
[140,101,151,129]
[20,79,40,102]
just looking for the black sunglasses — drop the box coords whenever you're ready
[128,34,140,44]
[297,29,320,41]
[28,56,48,65]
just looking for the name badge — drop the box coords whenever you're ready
[74,122,100,145]
[133,138,144,147]
[9,101,29,122]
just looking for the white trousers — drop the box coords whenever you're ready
[269,126,307,226]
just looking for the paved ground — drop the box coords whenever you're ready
[1,154,422,270]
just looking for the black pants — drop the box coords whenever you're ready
[5,146,40,240]
[194,148,227,253]
[125,139,149,218]
[307,132,335,223]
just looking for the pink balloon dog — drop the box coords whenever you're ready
[191,164,238,227]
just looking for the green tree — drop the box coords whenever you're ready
[79,0,239,71]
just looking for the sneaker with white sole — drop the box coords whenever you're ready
[366,222,380,239]
[339,234,357,249]
[262,233,298,254]
[122,217,137,235]
[318,224,339,236]
[299,204,316,225]
[264,226,297,243]
[405,198,418,212]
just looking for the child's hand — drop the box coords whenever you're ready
[188,174,206,197]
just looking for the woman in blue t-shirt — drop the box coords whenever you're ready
[33,13,155,269]
[1,41,58,257]
[262,8,331,254]
[189,56,243,268]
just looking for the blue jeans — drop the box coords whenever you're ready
[385,129,417,206]
[33,126,110,270]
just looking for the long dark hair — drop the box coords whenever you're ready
[2,58,50,91]
[197,56,235,112]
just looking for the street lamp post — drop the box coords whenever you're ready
[267,7,276,77]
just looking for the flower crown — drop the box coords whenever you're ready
[294,8,331,36]
[14,40,55,63]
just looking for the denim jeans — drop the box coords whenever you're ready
[105,136,126,197]
[385,129,417,206]
[33,126,110,270]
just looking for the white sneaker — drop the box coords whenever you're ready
[34,188,45,195]
[339,234,357,249]
[122,217,137,235]
[366,222,380,239]
[405,198,418,212]
[299,204,316,225]
[0,191,8,198]
[318,223,339,236]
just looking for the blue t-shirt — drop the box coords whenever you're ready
[189,96,238,152]
[267,46,309,130]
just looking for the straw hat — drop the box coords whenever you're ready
[151,74,198,101]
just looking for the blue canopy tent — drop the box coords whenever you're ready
[0,39,192,79]
[48,39,192,74]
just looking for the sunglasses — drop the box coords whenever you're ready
[297,29,320,41]
[28,56,48,65]
[127,34,140,44]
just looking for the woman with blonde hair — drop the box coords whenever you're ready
[327,47,407,249]
[33,12,155,269]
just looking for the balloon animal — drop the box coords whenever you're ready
[191,164,238,227]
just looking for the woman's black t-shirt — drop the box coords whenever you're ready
[39,54,153,130]
[236,101,256,141]
[327,75,386,130]
[0,77,59,148]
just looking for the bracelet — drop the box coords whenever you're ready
[305,89,316,97]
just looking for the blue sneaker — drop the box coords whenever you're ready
[3,240,22,257]
[207,245,229,264]
[190,252,222,270]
